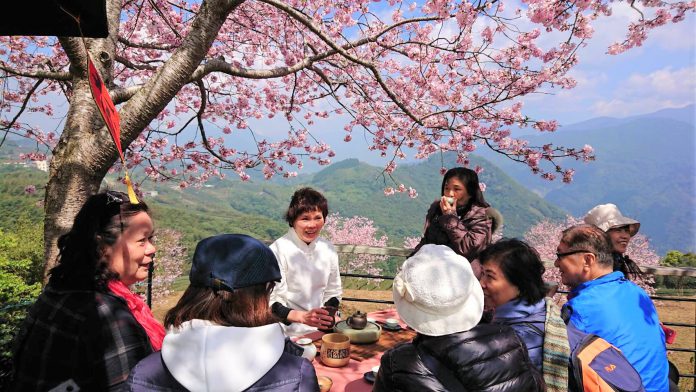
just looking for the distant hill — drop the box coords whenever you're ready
[141,154,567,248]
[4,106,691,254]
[478,105,696,253]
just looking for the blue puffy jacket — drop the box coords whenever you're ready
[492,298,546,370]
[564,271,668,392]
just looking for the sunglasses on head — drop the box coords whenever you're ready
[106,191,126,205]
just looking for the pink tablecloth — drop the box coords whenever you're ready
[303,309,410,392]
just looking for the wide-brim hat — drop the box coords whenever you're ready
[189,234,281,291]
[393,244,483,336]
[584,203,640,236]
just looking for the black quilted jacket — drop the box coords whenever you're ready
[373,323,545,392]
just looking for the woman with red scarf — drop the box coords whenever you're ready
[11,191,165,391]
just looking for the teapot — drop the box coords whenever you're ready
[347,310,368,330]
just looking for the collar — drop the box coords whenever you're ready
[286,227,317,251]
[493,298,545,320]
[569,271,625,298]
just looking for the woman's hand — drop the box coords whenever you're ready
[439,196,457,215]
[289,308,334,328]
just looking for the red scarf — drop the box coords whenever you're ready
[108,280,165,350]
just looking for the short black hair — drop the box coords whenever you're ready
[479,238,546,305]
[284,187,328,226]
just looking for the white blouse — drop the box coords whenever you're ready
[269,228,342,336]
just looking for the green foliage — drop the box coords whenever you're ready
[661,250,696,267]
[0,166,46,230]
[655,250,696,291]
[0,219,43,386]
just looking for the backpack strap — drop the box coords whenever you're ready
[561,304,573,325]
[415,343,467,392]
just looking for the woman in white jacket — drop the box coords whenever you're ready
[270,187,342,336]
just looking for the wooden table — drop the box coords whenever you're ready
[298,309,415,392]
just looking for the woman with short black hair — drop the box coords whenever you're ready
[269,187,342,336]
[479,238,570,391]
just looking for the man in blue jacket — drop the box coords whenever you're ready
[556,224,668,392]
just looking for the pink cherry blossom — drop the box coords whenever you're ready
[0,0,692,276]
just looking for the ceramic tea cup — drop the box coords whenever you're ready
[372,365,380,377]
[322,306,338,328]
[320,333,350,367]
[317,375,333,392]
[385,318,399,328]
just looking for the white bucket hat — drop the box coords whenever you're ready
[393,244,483,336]
[584,203,640,236]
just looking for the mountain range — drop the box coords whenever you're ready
[478,104,695,254]
[1,105,693,255]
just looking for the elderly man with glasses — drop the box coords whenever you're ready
[556,224,670,392]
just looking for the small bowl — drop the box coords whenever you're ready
[384,318,399,328]
[318,375,333,392]
[296,338,312,345]
[372,365,380,376]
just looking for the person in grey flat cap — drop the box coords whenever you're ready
[584,203,642,279]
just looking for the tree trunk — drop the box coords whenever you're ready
[42,0,122,280]
[42,0,244,280]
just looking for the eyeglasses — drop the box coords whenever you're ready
[555,249,595,260]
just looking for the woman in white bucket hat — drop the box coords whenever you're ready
[372,244,544,392]
[584,203,642,278]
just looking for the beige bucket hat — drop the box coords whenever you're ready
[392,244,483,336]
[584,203,640,236]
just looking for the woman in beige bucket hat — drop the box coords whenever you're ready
[584,203,642,278]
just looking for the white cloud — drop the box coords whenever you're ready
[588,66,696,116]
[590,97,692,117]
[623,67,696,98]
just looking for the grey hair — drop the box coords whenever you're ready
[561,224,614,268]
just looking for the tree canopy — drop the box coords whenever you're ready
[0,0,692,276]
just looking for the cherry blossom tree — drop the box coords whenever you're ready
[1,0,692,277]
[323,213,388,276]
[403,236,421,250]
[524,216,658,295]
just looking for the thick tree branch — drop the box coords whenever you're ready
[117,0,246,145]
[0,63,70,81]
[110,86,143,104]
[190,9,438,81]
